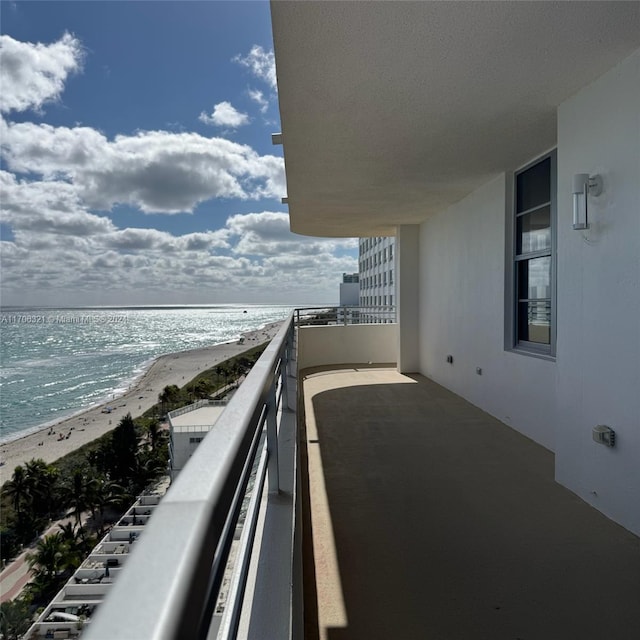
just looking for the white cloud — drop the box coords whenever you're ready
[199,101,249,128]
[247,88,269,113]
[102,228,229,253]
[225,211,357,257]
[233,45,277,90]
[1,120,286,212]
[0,171,116,236]
[0,34,355,306]
[0,32,83,113]
[1,201,358,305]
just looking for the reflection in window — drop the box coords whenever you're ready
[513,152,555,351]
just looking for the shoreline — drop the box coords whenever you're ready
[0,321,283,484]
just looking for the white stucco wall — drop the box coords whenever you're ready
[418,174,558,451]
[397,225,420,373]
[555,49,640,534]
[170,429,209,478]
[417,49,640,535]
[298,324,397,371]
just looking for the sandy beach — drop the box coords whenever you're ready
[0,321,283,484]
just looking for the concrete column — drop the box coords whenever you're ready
[396,225,420,373]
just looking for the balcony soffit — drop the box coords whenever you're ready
[271,1,640,237]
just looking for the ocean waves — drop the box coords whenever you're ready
[0,304,292,442]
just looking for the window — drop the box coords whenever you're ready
[511,151,556,355]
[189,437,204,444]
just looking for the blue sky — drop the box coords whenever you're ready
[0,1,357,306]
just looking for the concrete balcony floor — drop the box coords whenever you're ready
[300,367,640,640]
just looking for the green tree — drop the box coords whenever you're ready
[92,480,125,535]
[0,527,20,562]
[5,465,31,518]
[24,458,59,520]
[146,419,161,451]
[57,521,91,565]
[27,532,76,598]
[136,450,167,490]
[58,521,84,546]
[0,599,32,640]
[158,385,181,413]
[110,413,139,486]
[67,470,94,526]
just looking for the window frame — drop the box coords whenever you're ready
[506,149,557,359]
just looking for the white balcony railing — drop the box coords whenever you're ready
[295,304,396,326]
[86,315,298,640]
[167,398,227,420]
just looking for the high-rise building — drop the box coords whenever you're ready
[358,236,395,322]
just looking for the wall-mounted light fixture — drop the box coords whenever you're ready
[593,425,615,447]
[572,173,603,230]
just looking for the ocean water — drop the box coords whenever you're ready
[0,305,293,443]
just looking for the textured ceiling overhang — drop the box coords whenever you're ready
[271,1,640,237]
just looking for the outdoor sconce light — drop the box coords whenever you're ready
[593,425,615,448]
[572,173,603,230]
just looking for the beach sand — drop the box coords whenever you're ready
[0,321,283,484]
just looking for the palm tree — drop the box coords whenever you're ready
[110,414,139,486]
[0,599,32,640]
[158,385,180,414]
[58,522,88,562]
[147,419,160,451]
[27,532,71,582]
[26,532,76,602]
[58,521,84,545]
[215,365,224,389]
[136,452,167,491]
[24,458,59,520]
[68,470,98,526]
[92,480,125,536]
[5,465,31,518]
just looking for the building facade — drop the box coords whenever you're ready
[358,236,395,322]
[168,400,227,480]
[338,272,359,307]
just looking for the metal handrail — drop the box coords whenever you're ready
[85,314,295,640]
[168,399,227,420]
[295,305,396,326]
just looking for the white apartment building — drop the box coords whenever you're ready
[358,236,395,322]
[168,400,227,480]
[338,272,359,307]
[24,490,165,639]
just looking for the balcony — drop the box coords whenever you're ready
[86,311,640,639]
[301,367,640,639]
